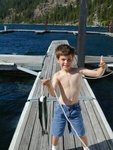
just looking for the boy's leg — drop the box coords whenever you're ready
[52,135,59,145]
[80,135,90,150]
[52,135,59,150]
[68,103,89,149]
[51,103,66,150]
[80,135,88,146]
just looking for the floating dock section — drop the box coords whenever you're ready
[1,27,113,37]
[9,40,113,150]
[0,55,44,76]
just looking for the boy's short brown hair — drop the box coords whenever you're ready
[55,44,76,59]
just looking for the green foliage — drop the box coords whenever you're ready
[0,0,113,25]
[0,17,3,23]
[87,0,113,26]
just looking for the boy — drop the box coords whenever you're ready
[41,44,106,150]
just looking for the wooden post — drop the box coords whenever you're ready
[108,20,113,33]
[45,16,48,31]
[77,0,88,67]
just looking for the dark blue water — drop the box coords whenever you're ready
[0,24,113,150]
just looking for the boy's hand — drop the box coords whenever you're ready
[99,56,106,68]
[41,79,50,86]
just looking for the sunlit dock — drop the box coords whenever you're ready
[8,40,113,150]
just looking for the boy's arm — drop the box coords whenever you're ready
[41,74,58,97]
[80,56,106,77]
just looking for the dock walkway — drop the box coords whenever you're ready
[9,40,113,150]
[1,28,113,37]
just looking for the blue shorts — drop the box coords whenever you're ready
[51,102,85,137]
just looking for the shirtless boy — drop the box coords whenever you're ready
[41,44,106,150]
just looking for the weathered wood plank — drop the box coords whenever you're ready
[85,101,105,150]
[29,102,42,150]
[8,102,32,150]
[46,102,54,148]
[18,102,37,150]
[80,101,100,150]
[27,72,41,100]
[0,55,44,70]
[29,116,42,150]
[64,123,75,149]
[85,55,113,64]
[40,134,49,150]
[91,100,113,150]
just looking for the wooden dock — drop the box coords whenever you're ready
[1,27,113,37]
[8,40,113,150]
[85,55,113,64]
[0,54,45,76]
[0,54,44,69]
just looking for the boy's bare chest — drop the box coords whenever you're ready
[59,73,80,88]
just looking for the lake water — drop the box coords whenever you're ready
[0,24,113,150]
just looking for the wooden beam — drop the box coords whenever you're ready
[77,0,88,67]
[17,65,38,76]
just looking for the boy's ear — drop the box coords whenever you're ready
[56,58,59,63]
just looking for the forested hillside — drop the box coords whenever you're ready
[0,0,113,26]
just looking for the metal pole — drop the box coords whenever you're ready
[77,0,88,67]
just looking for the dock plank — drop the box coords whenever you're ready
[80,101,100,150]
[64,124,75,149]
[28,101,42,150]
[29,107,42,150]
[8,102,32,150]
[18,102,37,150]
[85,101,109,150]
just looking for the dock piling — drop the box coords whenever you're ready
[4,26,8,31]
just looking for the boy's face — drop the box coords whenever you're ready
[57,54,73,71]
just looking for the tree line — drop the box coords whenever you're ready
[0,0,113,26]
